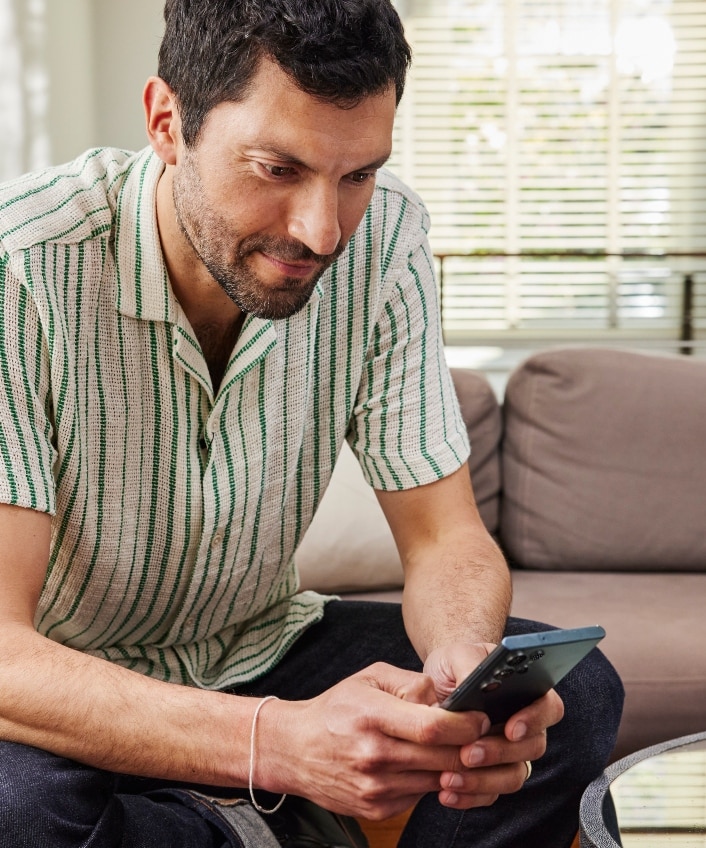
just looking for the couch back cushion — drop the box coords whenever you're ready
[501,347,706,571]
[296,368,501,593]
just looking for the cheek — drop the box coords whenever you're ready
[204,173,286,234]
[209,198,278,242]
[338,186,376,243]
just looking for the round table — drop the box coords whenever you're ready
[580,731,706,847]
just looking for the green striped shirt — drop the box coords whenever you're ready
[0,147,469,689]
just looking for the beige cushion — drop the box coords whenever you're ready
[296,368,501,593]
[296,440,404,593]
[501,348,706,571]
[509,570,706,759]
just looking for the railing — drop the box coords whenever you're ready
[433,250,706,355]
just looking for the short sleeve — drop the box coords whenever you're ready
[347,229,470,491]
[0,249,56,513]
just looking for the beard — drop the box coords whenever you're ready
[172,153,345,320]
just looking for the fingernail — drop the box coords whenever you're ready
[512,721,528,741]
[447,773,463,789]
[481,717,491,735]
[468,745,485,766]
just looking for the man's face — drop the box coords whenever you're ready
[170,58,396,320]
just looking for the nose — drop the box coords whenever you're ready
[287,182,342,257]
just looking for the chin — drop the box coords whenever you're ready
[232,289,314,321]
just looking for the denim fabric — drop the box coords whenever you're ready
[148,792,281,848]
[0,601,624,847]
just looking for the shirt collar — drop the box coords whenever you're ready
[114,148,175,323]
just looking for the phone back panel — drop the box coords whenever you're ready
[442,626,605,723]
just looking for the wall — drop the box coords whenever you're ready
[45,0,164,164]
[91,0,165,152]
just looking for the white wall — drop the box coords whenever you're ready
[91,0,165,152]
[44,0,95,164]
[45,0,164,164]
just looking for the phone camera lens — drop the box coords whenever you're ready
[481,680,501,692]
[507,653,527,666]
[516,665,530,674]
[495,667,515,678]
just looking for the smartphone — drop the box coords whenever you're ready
[440,625,605,724]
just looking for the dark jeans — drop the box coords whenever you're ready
[0,602,624,847]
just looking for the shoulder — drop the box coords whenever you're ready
[370,168,431,238]
[0,147,140,256]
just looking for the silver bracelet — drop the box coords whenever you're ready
[249,695,287,814]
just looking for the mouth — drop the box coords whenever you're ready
[258,251,322,280]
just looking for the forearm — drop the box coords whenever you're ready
[0,618,524,820]
[401,529,512,661]
[0,504,264,789]
[0,621,256,786]
[375,462,512,661]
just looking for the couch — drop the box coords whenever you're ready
[295,346,706,760]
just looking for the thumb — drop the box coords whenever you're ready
[424,643,496,702]
[355,662,438,706]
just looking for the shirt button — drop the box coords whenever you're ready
[211,533,224,548]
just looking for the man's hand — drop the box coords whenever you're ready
[375,464,564,811]
[251,656,563,820]
[424,642,565,809]
[253,662,491,820]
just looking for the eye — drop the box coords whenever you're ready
[346,171,376,185]
[261,163,297,178]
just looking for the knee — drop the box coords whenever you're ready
[554,647,625,777]
[0,741,117,847]
[505,619,625,778]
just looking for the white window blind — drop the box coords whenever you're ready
[391,0,706,342]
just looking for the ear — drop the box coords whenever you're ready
[143,76,180,165]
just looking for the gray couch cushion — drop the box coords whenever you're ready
[500,348,706,571]
[509,570,706,759]
[450,367,502,535]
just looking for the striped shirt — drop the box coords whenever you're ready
[0,147,469,689]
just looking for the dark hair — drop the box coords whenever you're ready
[158,0,412,146]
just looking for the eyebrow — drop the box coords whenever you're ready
[362,153,393,171]
[250,145,392,173]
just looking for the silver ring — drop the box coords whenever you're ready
[524,760,532,782]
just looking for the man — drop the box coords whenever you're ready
[0,1,623,846]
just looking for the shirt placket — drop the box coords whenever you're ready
[171,318,279,640]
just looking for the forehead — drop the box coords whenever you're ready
[197,58,397,173]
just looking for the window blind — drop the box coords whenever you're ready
[390,0,706,341]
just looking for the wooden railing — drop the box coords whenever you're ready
[433,250,706,354]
